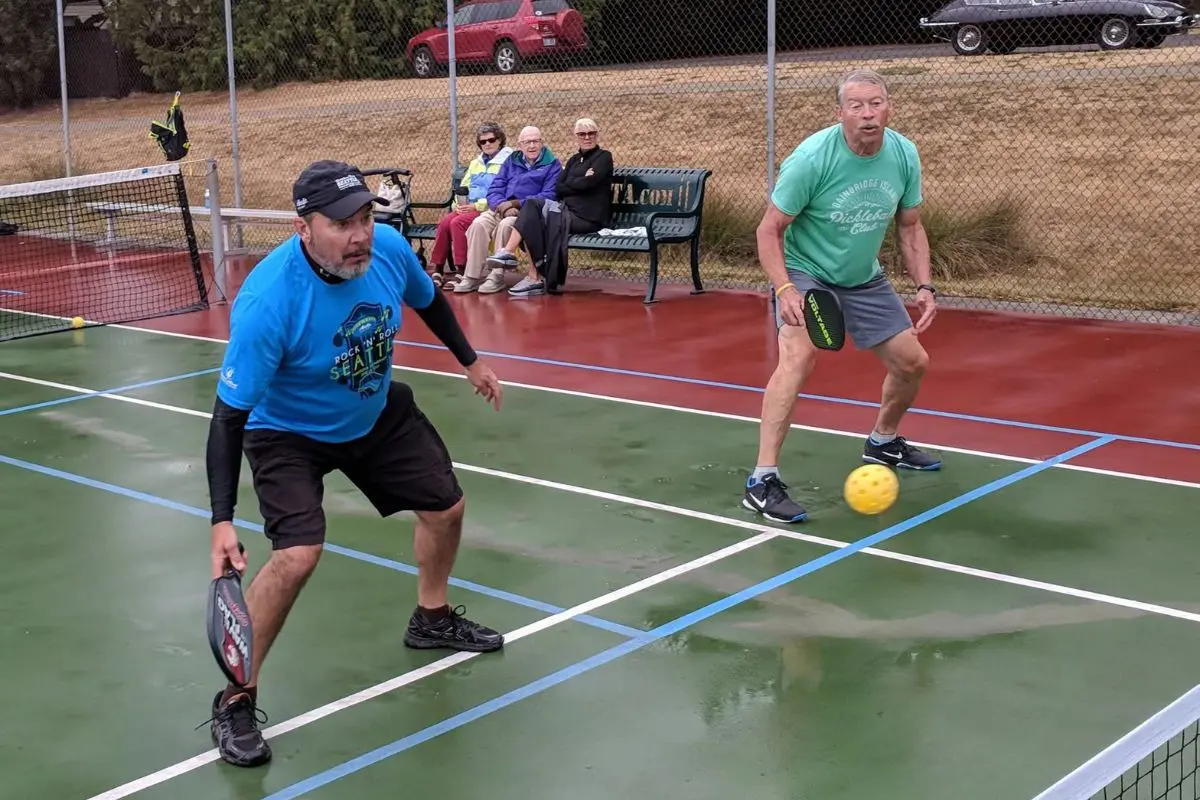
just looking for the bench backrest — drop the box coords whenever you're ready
[608,167,711,225]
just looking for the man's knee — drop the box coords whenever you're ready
[884,333,929,380]
[269,543,324,583]
[416,496,465,533]
[776,325,817,376]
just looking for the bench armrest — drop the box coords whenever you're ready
[643,209,702,245]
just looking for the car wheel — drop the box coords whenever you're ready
[952,24,987,56]
[494,41,521,74]
[1097,17,1133,49]
[412,46,437,78]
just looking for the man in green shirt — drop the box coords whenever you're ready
[743,69,941,524]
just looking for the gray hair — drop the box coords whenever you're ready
[836,69,889,105]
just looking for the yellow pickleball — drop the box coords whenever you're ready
[843,464,899,515]
[71,316,85,329]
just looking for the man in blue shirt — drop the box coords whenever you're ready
[203,160,504,768]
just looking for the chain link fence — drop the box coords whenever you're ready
[1,0,1198,322]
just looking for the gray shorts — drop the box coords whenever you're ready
[773,270,912,350]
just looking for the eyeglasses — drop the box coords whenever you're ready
[576,131,597,137]
[478,137,497,145]
[520,139,541,145]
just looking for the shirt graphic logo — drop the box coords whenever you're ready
[330,302,399,398]
[828,179,900,236]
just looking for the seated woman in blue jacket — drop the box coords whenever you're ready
[485,118,614,297]
[452,125,561,295]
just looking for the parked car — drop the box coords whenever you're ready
[407,0,588,77]
[919,0,1197,55]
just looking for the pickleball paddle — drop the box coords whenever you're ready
[803,288,845,351]
[206,542,252,687]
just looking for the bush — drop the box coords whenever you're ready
[881,196,1042,281]
[0,0,57,109]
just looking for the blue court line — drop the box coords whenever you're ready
[0,367,219,418]
[261,434,1117,799]
[0,453,642,640]
[393,339,1200,453]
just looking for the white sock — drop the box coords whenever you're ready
[751,466,779,482]
[869,431,897,445]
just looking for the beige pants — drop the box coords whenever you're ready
[464,210,517,279]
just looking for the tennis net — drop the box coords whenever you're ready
[1033,684,1200,799]
[0,163,211,341]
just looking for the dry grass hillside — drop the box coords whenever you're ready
[3,42,1198,312]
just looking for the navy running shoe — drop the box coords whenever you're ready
[742,473,808,523]
[863,436,942,470]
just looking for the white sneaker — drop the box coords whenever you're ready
[452,276,483,293]
[478,269,507,294]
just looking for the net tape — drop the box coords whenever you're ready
[1033,684,1200,800]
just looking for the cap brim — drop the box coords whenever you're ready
[318,191,389,220]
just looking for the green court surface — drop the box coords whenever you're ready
[2,325,1199,800]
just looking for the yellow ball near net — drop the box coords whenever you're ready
[843,464,899,515]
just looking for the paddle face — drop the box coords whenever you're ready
[803,288,845,351]
[206,545,252,687]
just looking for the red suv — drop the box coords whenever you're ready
[407,0,588,78]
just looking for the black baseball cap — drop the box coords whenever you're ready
[292,160,388,220]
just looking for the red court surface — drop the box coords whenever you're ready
[136,254,1200,485]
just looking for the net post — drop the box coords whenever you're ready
[206,160,227,302]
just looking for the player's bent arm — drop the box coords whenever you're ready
[756,202,798,294]
[894,205,932,288]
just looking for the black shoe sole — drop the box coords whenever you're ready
[862,454,942,471]
[403,634,505,653]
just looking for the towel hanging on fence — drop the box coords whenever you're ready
[150,92,190,162]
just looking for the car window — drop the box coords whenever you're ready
[476,0,521,21]
[452,4,478,26]
[532,0,570,13]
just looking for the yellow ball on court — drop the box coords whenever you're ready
[70,316,85,329]
[843,464,899,515]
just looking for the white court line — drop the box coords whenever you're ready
[83,532,776,800]
[103,322,1200,492]
[5,367,1200,628]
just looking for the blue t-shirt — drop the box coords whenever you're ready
[216,224,435,443]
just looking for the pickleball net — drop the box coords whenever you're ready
[1034,684,1200,799]
[0,163,211,341]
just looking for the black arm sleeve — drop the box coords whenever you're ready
[413,290,478,368]
[206,395,250,525]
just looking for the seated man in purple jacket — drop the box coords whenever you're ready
[453,126,562,295]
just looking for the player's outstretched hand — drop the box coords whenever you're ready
[914,287,937,334]
[466,360,503,410]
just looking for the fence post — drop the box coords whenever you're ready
[55,0,71,178]
[765,0,776,196]
[224,0,244,247]
[447,0,459,167]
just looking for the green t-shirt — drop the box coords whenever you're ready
[770,124,923,287]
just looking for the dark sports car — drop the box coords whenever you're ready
[919,0,1197,55]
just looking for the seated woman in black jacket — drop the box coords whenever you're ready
[486,117,614,297]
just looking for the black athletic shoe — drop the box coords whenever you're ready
[404,605,505,652]
[863,436,942,470]
[742,473,808,523]
[205,691,271,767]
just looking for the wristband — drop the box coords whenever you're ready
[774,283,797,298]
[917,283,937,295]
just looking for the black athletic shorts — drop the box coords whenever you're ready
[242,381,463,549]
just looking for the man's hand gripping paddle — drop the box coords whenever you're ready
[802,288,845,351]
[207,542,252,687]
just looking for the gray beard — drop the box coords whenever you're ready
[313,251,369,280]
